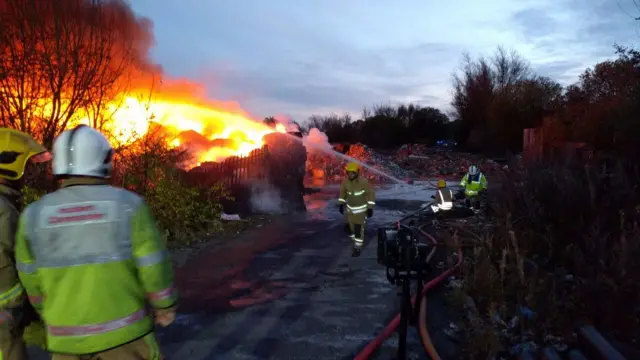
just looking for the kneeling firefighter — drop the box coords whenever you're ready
[14,125,178,359]
[0,128,49,360]
[338,162,375,257]
[458,165,488,210]
[430,179,453,213]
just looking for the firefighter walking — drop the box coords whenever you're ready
[14,125,178,359]
[338,162,375,257]
[0,128,49,360]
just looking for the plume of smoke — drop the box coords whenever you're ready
[302,127,331,153]
[249,181,284,214]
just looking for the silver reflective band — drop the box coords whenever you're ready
[48,309,146,337]
[135,250,168,267]
[16,261,37,274]
[338,198,346,203]
[367,201,375,205]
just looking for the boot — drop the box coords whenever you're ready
[352,247,361,257]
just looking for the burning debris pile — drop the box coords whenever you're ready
[394,144,504,178]
[306,143,409,182]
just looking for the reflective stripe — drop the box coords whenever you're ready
[16,261,37,274]
[367,201,375,205]
[0,283,23,307]
[347,204,367,210]
[349,208,368,214]
[147,286,175,302]
[135,250,168,267]
[47,309,146,337]
[338,198,346,203]
[354,238,363,243]
[349,234,355,238]
[351,190,365,196]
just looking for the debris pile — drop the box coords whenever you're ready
[306,143,409,182]
[394,144,503,178]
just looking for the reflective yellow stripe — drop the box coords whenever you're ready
[367,201,375,205]
[0,283,24,307]
[352,190,365,196]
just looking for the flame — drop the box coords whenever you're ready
[73,82,288,167]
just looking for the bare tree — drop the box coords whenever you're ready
[0,0,140,146]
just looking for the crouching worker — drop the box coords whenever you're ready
[458,165,488,210]
[0,128,49,360]
[14,125,178,360]
[429,179,453,214]
[338,162,375,258]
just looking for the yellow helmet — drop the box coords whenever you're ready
[345,162,359,172]
[437,179,446,188]
[0,128,49,181]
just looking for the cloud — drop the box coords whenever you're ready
[130,0,640,120]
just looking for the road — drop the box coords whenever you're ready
[29,183,449,359]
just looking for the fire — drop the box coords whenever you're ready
[75,84,288,166]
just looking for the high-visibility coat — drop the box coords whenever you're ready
[434,188,453,210]
[338,176,375,216]
[15,178,177,355]
[0,184,24,326]
[459,172,488,197]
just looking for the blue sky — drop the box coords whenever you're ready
[129,0,639,121]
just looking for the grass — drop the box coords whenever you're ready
[452,159,640,358]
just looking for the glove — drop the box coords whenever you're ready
[367,209,373,218]
[154,307,177,327]
[339,204,344,214]
[430,195,435,199]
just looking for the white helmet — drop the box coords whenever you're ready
[52,125,113,178]
[468,165,479,176]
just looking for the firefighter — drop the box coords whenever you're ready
[14,125,177,359]
[458,165,488,210]
[0,128,49,360]
[338,162,375,257]
[429,179,453,213]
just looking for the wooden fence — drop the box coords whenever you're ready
[190,146,270,187]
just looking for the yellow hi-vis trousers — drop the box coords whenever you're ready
[347,211,366,249]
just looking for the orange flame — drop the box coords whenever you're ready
[74,80,287,167]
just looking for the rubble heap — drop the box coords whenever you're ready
[394,144,504,179]
[306,143,410,182]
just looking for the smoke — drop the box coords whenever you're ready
[302,127,331,152]
[249,181,284,214]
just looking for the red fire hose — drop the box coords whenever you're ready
[353,223,463,360]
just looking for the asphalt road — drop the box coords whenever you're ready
[28,187,451,359]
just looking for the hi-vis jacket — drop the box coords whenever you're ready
[339,177,375,215]
[0,184,23,326]
[14,179,177,355]
[434,189,453,210]
[459,172,488,197]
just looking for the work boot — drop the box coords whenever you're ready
[352,247,361,257]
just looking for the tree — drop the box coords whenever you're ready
[0,0,151,146]
[451,46,561,154]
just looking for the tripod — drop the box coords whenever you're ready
[395,239,426,360]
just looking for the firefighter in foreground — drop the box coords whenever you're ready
[429,179,453,214]
[14,125,177,359]
[338,162,375,257]
[0,128,49,360]
[458,165,488,210]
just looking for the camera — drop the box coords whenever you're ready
[377,225,430,274]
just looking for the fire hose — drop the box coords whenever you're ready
[354,222,463,360]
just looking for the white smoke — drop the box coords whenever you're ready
[302,127,331,152]
[249,181,284,214]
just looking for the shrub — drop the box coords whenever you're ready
[145,168,229,246]
[457,159,640,357]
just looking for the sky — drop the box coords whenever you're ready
[129,0,640,121]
